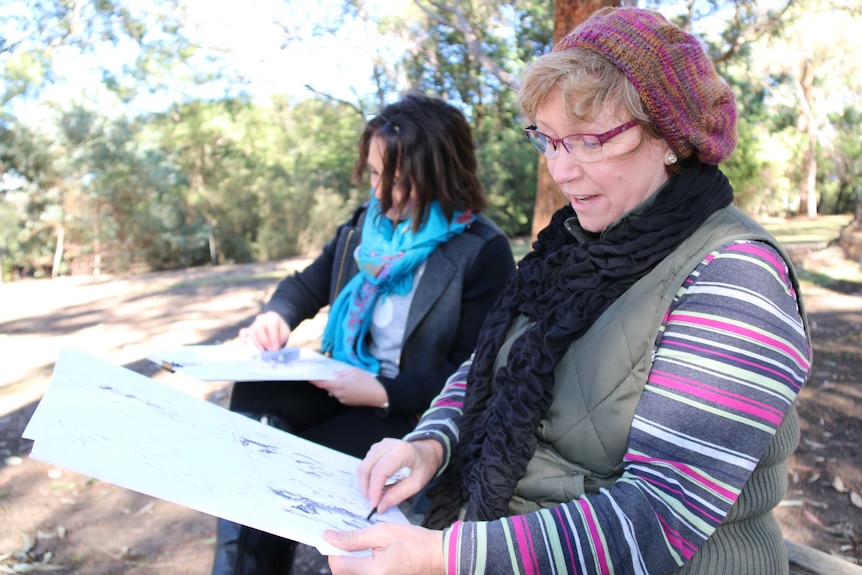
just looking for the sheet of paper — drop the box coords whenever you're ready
[142,344,362,381]
[23,349,409,556]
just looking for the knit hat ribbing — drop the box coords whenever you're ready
[555,7,737,165]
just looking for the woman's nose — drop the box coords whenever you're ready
[547,153,583,185]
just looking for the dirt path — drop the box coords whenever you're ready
[0,259,333,574]
[1,252,860,573]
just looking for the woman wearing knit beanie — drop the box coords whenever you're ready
[326,8,812,575]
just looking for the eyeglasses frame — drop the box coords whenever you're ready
[523,119,641,160]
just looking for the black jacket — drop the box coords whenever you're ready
[265,204,514,417]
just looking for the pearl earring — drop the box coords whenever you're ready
[666,152,678,165]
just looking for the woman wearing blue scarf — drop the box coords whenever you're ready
[211,92,514,575]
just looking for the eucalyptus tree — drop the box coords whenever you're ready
[2,103,194,276]
[268,0,551,237]
[60,107,202,274]
[0,202,19,281]
[825,108,862,215]
[644,0,862,219]
[147,95,364,266]
[1,0,228,276]
[395,0,848,229]
[752,0,862,217]
[390,0,554,236]
[276,97,366,253]
[233,96,365,261]
[0,118,73,277]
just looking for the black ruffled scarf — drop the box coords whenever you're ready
[423,162,734,529]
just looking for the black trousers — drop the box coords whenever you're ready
[228,380,417,458]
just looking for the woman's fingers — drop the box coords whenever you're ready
[325,524,445,575]
[239,311,291,351]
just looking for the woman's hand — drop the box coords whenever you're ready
[238,311,291,351]
[325,523,445,575]
[309,369,388,408]
[359,438,443,513]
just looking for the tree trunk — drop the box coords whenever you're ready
[93,203,102,278]
[208,227,219,266]
[804,130,817,217]
[530,0,620,240]
[52,224,65,279]
[795,62,818,218]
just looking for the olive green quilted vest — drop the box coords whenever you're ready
[496,206,809,574]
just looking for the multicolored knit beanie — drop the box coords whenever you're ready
[555,7,737,165]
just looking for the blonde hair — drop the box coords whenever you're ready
[518,48,661,141]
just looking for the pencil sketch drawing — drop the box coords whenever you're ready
[23,349,409,556]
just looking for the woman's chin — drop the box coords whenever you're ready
[571,211,607,234]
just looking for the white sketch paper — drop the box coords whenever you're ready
[23,349,409,557]
[143,344,363,381]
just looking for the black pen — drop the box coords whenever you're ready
[366,466,411,521]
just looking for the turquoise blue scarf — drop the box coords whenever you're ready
[321,191,476,374]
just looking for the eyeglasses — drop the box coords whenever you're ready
[523,120,640,162]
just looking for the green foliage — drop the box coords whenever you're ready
[141,96,364,268]
[477,124,537,236]
[396,0,552,237]
[2,0,861,278]
[0,0,204,107]
[0,200,21,281]
[0,94,366,274]
[817,106,862,214]
[723,117,766,214]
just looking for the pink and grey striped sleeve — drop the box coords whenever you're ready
[443,240,811,575]
[403,354,471,470]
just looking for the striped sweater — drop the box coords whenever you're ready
[404,240,811,575]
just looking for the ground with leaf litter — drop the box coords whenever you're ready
[1,247,860,574]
